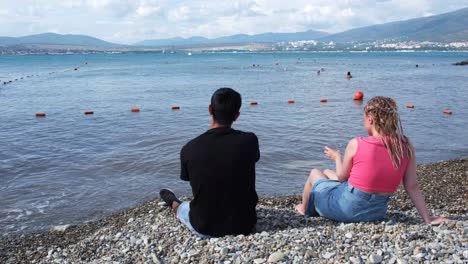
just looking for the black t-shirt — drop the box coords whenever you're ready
[180,127,259,237]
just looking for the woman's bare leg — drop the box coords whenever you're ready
[323,169,339,181]
[295,168,328,215]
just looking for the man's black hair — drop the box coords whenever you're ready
[210,87,241,126]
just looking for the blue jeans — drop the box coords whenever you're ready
[306,179,391,222]
[177,202,211,238]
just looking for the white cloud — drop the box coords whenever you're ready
[84,0,115,11]
[0,0,466,43]
[168,5,192,22]
[136,5,161,17]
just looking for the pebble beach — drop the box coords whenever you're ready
[1,159,467,264]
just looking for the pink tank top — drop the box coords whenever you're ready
[348,136,409,193]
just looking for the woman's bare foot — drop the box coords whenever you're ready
[295,204,305,215]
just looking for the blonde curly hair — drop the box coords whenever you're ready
[364,96,413,168]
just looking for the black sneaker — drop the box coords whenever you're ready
[159,189,182,207]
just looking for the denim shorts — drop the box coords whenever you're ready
[305,179,391,222]
[177,202,211,238]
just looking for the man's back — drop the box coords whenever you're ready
[181,127,259,237]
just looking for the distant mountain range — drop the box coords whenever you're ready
[135,30,329,47]
[0,33,122,48]
[1,7,467,50]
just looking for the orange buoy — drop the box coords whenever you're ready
[36,112,46,117]
[320,99,328,103]
[287,100,295,104]
[353,91,364,100]
[131,108,140,112]
[84,111,94,115]
[171,106,180,110]
[250,102,258,105]
[443,110,452,115]
[407,104,415,109]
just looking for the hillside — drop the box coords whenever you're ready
[135,30,328,47]
[0,33,122,48]
[322,7,468,43]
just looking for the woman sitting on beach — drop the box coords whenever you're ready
[295,96,448,224]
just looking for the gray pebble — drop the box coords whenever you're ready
[428,242,441,251]
[268,251,284,263]
[396,258,407,264]
[52,224,71,232]
[369,253,382,263]
[220,247,229,256]
[188,249,200,257]
[253,258,266,264]
[114,232,122,240]
[142,235,149,245]
[349,256,362,264]
[47,249,54,259]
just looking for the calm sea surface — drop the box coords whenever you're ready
[1,52,467,235]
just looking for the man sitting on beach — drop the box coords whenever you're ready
[160,87,260,237]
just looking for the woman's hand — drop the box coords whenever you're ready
[324,146,341,161]
[427,216,450,225]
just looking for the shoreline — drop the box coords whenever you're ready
[1,158,467,263]
[2,50,468,57]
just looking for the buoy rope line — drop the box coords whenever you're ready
[1,61,89,86]
[34,94,454,117]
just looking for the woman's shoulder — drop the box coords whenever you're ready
[346,138,359,154]
[348,137,360,145]
[357,136,383,144]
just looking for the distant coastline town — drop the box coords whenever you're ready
[279,40,468,52]
[2,40,468,56]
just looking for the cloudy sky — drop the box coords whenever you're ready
[0,0,466,44]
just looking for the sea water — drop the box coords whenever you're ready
[1,52,467,235]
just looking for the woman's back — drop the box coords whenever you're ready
[348,136,409,193]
